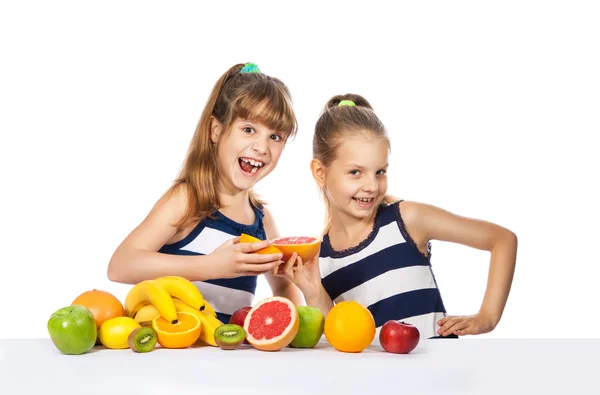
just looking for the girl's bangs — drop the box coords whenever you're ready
[231,82,297,139]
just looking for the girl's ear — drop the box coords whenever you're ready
[210,116,222,144]
[310,159,327,188]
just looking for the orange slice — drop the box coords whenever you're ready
[151,312,201,349]
[240,233,283,255]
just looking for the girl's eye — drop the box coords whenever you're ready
[377,169,387,176]
[270,134,283,142]
[243,127,255,134]
[349,170,360,176]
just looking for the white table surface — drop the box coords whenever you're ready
[1,338,598,394]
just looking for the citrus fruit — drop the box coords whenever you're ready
[244,296,299,351]
[98,316,141,349]
[240,233,282,255]
[272,236,321,262]
[72,289,125,329]
[324,300,376,353]
[152,311,201,349]
[289,306,324,348]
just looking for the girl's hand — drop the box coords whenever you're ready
[275,253,322,299]
[209,237,283,278]
[437,312,498,337]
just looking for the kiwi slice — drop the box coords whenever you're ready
[214,324,246,350]
[127,327,158,353]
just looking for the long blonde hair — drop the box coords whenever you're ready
[313,93,397,234]
[170,63,297,230]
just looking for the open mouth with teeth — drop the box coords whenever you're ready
[238,157,265,175]
[353,197,375,207]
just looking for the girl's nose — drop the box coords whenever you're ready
[363,176,378,192]
[252,136,268,155]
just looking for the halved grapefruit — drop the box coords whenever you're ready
[243,296,299,351]
[239,233,283,255]
[272,236,321,263]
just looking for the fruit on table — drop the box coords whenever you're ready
[124,280,178,324]
[230,306,252,327]
[324,300,376,353]
[153,276,205,311]
[201,300,217,317]
[98,316,141,349]
[244,296,299,351]
[379,320,420,354]
[128,327,158,353]
[229,306,252,344]
[48,305,97,355]
[125,276,214,325]
[71,289,124,329]
[133,303,161,326]
[152,312,201,349]
[134,298,218,326]
[289,306,325,348]
[214,324,246,350]
[272,236,321,263]
[239,233,282,255]
[171,298,223,346]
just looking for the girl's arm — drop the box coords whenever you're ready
[400,201,518,336]
[261,207,306,306]
[107,185,282,284]
[276,252,335,316]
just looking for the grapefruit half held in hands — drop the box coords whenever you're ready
[272,236,321,263]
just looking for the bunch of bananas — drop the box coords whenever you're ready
[124,276,223,346]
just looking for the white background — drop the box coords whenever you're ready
[1,1,598,339]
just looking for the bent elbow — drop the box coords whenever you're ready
[107,253,128,283]
[106,262,120,283]
[507,230,518,247]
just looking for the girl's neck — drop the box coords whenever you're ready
[218,189,254,225]
[327,209,377,252]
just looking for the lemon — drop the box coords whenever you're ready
[99,316,141,349]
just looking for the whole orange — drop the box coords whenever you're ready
[324,300,376,353]
[72,289,124,329]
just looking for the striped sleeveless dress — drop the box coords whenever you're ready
[319,201,452,340]
[158,204,265,324]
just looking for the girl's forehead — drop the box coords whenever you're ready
[337,135,389,153]
[333,136,389,165]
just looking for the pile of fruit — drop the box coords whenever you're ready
[47,276,226,354]
[48,278,420,355]
[47,236,420,356]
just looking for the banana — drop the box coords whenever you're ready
[125,280,178,324]
[154,276,206,311]
[133,303,160,325]
[198,313,225,347]
[201,300,217,317]
[172,299,223,346]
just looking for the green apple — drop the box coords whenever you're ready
[47,305,97,355]
[289,306,325,348]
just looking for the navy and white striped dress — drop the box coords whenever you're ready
[158,204,265,324]
[320,201,449,340]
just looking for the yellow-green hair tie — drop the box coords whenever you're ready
[240,62,261,73]
[338,100,356,107]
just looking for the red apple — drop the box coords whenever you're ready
[230,306,252,344]
[379,320,420,354]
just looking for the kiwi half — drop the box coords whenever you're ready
[127,327,158,353]
[214,324,246,350]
